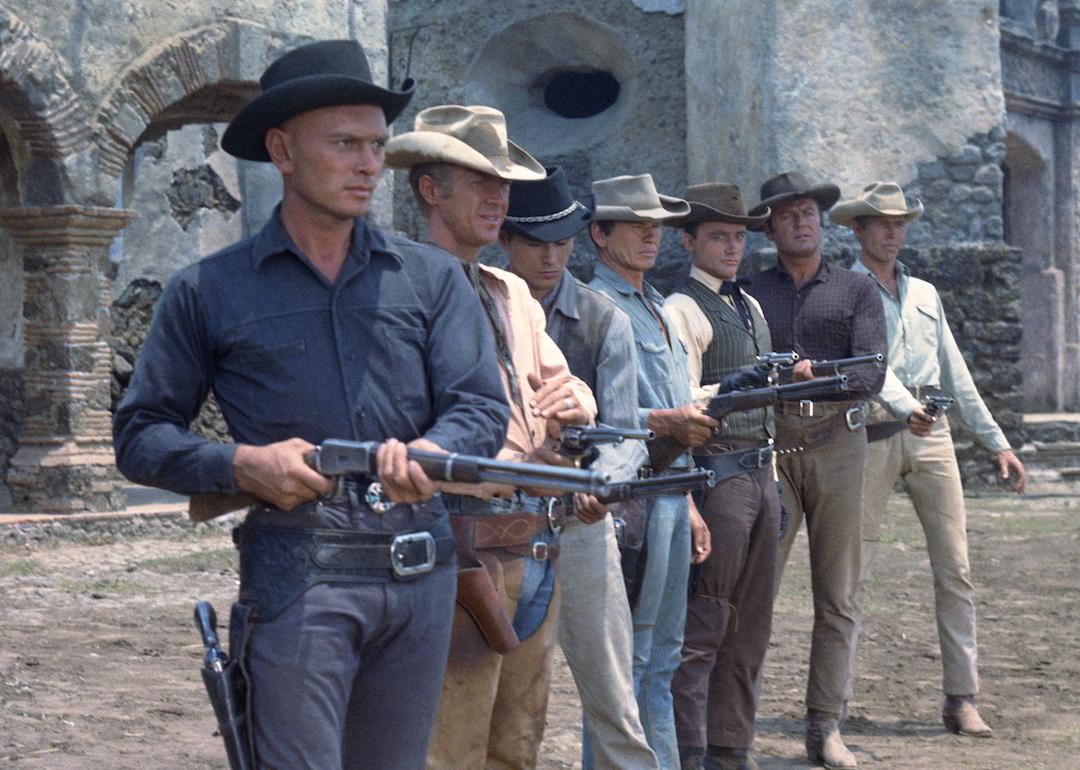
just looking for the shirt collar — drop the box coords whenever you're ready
[593,261,662,304]
[689,265,726,293]
[852,257,909,295]
[251,206,399,272]
[544,270,579,320]
[774,256,830,285]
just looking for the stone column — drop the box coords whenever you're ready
[0,206,134,513]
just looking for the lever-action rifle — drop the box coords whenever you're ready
[597,467,715,504]
[557,425,655,468]
[774,352,883,378]
[189,439,612,522]
[646,375,850,472]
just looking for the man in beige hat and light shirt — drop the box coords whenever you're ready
[386,105,598,769]
[588,173,713,770]
[832,181,1026,739]
[664,183,780,770]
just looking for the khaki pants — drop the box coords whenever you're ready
[775,410,867,715]
[860,413,978,695]
[426,550,561,770]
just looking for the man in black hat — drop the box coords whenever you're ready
[113,40,509,770]
[742,172,887,770]
[664,183,780,770]
[500,168,661,770]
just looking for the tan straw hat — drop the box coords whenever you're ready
[384,104,545,180]
[590,174,690,222]
[829,181,924,227]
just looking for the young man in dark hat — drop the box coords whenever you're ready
[664,183,780,770]
[386,107,598,770]
[587,173,713,770]
[832,182,1025,738]
[742,172,888,770]
[499,168,661,770]
[113,41,510,770]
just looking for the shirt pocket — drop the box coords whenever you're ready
[915,303,939,346]
[635,337,676,388]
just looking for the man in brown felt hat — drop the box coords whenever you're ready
[742,171,888,770]
[386,106,598,770]
[114,41,510,769]
[833,181,1026,740]
[664,183,781,770]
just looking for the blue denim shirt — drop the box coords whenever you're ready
[113,210,510,495]
[589,262,693,468]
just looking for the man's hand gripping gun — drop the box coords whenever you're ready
[557,425,655,468]
[189,439,612,522]
[646,375,850,472]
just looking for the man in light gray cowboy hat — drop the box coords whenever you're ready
[833,181,1026,740]
[500,167,661,770]
[386,106,599,770]
[742,171,888,770]
[664,183,781,770]
[588,173,714,770]
[113,41,510,770]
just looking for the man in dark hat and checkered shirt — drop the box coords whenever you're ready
[742,172,888,770]
[113,40,509,769]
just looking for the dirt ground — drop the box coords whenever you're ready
[1,485,1078,769]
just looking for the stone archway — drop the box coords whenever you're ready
[1003,130,1062,411]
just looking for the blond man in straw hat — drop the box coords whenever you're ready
[386,105,598,770]
[834,181,1026,740]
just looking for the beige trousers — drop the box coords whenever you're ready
[775,409,867,715]
[426,550,560,770]
[860,413,979,695]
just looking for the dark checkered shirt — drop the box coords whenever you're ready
[743,259,887,399]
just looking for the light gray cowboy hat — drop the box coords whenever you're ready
[671,182,771,230]
[590,174,690,222]
[384,104,545,180]
[829,181,925,227]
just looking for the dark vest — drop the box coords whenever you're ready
[545,280,614,395]
[676,278,774,440]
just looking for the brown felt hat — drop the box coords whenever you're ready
[749,171,841,219]
[672,183,771,230]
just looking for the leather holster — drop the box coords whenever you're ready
[450,515,521,655]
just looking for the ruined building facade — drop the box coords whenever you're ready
[0,0,1076,511]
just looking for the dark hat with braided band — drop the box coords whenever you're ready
[502,167,592,243]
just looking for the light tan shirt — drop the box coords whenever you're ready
[664,266,767,402]
[447,263,597,497]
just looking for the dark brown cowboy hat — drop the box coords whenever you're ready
[749,171,841,220]
[222,40,415,162]
[671,183,770,230]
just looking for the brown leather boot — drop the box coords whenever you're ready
[942,694,993,737]
[704,746,759,770]
[805,709,857,769]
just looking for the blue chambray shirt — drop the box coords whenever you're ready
[589,262,693,469]
[851,258,1010,453]
[113,209,510,495]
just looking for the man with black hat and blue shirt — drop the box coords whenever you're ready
[743,171,887,770]
[499,168,661,770]
[113,40,509,769]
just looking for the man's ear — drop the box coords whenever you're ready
[762,220,775,244]
[497,230,512,250]
[589,221,606,249]
[417,174,440,209]
[265,128,292,173]
[681,230,695,253]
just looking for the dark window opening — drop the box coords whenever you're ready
[542,70,620,119]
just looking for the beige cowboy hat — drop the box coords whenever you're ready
[671,182,771,230]
[829,181,925,227]
[384,104,545,180]
[590,174,690,222]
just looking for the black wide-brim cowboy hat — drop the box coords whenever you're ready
[501,167,593,243]
[748,171,841,220]
[222,40,415,163]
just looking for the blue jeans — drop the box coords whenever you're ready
[631,493,690,770]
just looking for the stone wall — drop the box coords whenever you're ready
[0,368,23,508]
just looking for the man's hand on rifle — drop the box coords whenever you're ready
[377,437,444,504]
[791,359,815,382]
[573,493,608,525]
[232,438,335,511]
[907,405,935,437]
[647,404,719,448]
[689,496,711,564]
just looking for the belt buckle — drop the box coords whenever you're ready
[756,444,773,466]
[532,540,551,561]
[389,531,436,577]
[798,399,814,418]
[365,482,395,513]
[545,497,563,536]
[845,405,866,431]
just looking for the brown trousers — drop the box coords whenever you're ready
[672,454,780,750]
[775,409,868,715]
[426,549,560,770]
